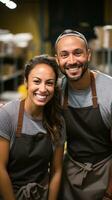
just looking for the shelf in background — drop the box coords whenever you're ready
[0,70,23,81]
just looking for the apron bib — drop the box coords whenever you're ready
[59,72,112,200]
[8,100,53,200]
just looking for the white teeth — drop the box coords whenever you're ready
[69,68,77,71]
[35,94,47,100]
[67,68,78,72]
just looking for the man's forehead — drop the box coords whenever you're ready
[55,29,88,49]
[56,36,86,51]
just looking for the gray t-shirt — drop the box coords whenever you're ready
[61,70,112,130]
[0,99,66,149]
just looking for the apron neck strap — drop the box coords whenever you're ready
[63,71,98,109]
[16,99,25,137]
[90,71,98,108]
[63,83,68,109]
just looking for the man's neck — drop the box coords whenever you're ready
[68,69,91,90]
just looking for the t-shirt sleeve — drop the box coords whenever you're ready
[0,107,13,141]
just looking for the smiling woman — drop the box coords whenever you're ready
[24,60,56,112]
[0,54,66,200]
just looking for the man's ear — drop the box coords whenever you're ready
[55,54,59,65]
[87,48,92,62]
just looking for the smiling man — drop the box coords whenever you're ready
[55,29,112,200]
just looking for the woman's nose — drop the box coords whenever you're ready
[39,83,47,92]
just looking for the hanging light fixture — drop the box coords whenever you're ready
[0,0,17,9]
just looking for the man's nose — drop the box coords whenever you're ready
[68,55,76,64]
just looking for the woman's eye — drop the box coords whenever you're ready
[47,81,54,86]
[34,80,40,84]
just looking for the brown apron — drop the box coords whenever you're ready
[58,72,112,200]
[7,100,53,200]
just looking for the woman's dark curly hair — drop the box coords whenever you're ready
[24,54,62,143]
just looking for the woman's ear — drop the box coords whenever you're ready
[24,78,28,89]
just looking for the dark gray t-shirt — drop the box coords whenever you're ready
[0,99,66,149]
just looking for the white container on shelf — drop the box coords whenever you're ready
[103,25,112,48]
[94,26,104,48]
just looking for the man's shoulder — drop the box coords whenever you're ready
[58,75,67,89]
[96,70,112,83]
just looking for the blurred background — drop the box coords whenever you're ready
[0,0,112,102]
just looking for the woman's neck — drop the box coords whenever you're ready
[24,98,43,120]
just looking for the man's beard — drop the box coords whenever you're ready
[63,62,89,81]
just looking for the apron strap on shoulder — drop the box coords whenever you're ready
[16,99,25,137]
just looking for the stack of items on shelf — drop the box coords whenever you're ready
[89,25,112,49]
[0,29,33,57]
[89,25,112,75]
[0,29,33,102]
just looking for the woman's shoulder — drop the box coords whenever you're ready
[0,99,21,147]
[0,99,20,114]
[0,99,20,127]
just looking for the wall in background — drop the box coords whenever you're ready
[104,0,112,24]
[0,0,46,58]
[0,0,112,57]
[48,0,105,49]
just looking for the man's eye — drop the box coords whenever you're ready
[61,54,68,58]
[75,52,81,56]
[74,50,83,56]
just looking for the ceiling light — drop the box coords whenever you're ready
[6,1,17,9]
[0,0,17,9]
[0,0,8,3]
